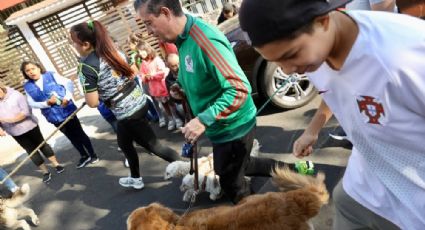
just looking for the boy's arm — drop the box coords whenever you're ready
[370,0,395,11]
[293,100,333,158]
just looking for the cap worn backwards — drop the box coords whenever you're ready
[239,0,351,46]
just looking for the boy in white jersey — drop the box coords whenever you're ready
[240,0,425,229]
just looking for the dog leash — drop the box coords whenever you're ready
[255,78,290,116]
[178,79,292,204]
[0,102,87,185]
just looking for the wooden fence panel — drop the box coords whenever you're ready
[28,0,162,97]
[0,27,40,93]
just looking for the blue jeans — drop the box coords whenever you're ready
[0,168,18,192]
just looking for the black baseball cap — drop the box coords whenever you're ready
[239,0,351,46]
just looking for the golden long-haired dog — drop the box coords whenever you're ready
[127,167,328,230]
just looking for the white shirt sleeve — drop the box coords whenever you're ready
[52,72,74,100]
[26,94,50,109]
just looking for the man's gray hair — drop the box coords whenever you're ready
[134,0,184,16]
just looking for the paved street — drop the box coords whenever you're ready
[0,96,351,230]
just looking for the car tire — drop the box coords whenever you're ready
[260,62,317,109]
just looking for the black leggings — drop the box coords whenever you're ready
[117,105,181,178]
[12,125,55,167]
[54,116,95,158]
[212,127,286,204]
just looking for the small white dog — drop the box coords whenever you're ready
[164,139,260,180]
[165,139,260,202]
[180,171,222,202]
[0,183,39,230]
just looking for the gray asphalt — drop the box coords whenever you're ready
[1,96,352,230]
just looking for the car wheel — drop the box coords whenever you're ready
[260,62,317,109]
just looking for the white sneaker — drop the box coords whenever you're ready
[124,159,129,168]
[159,118,166,128]
[119,176,144,189]
[175,118,184,129]
[168,120,175,131]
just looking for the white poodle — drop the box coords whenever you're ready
[164,139,260,180]
[165,139,260,202]
[180,171,222,202]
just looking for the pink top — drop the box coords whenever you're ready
[0,87,38,136]
[139,56,170,97]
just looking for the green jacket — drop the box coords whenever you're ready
[175,15,256,143]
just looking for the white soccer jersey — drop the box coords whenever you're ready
[309,11,425,230]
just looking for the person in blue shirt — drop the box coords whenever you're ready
[21,61,99,169]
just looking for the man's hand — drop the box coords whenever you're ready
[181,117,205,144]
[293,131,318,158]
[170,83,184,100]
[47,95,57,106]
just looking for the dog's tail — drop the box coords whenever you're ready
[272,166,329,217]
[5,183,31,208]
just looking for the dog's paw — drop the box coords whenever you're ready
[209,194,218,200]
[209,191,223,201]
[182,194,190,202]
[183,190,195,202]
[32,215,40,226]
[21,183,30,194]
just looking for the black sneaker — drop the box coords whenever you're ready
[76,156,91,169]
[55,165,65,174]
[43,172,52,183]
[90,156,99,164]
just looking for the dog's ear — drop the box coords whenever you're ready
[127,207,146,230]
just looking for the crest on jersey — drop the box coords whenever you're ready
[357,95,385,125]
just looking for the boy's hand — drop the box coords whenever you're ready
[293,131,318,158]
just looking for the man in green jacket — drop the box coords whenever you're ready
[134,0,306,203]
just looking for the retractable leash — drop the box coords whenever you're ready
[0,102,87,185]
